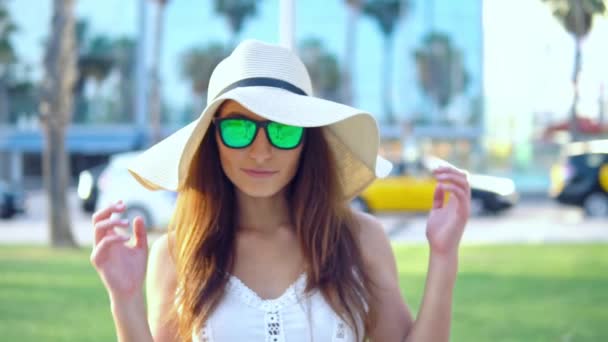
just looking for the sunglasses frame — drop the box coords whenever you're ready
[212,115,305,150]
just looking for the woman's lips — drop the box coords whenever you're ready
[241,168,279,178]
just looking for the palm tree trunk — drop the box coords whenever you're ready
[343,1,361,105]
[41,0,77,248]
[119,66,133,122]
[0,76,9,124]
[150,2,166,144]
[382,34,395,124]
[570,37,582,140]
[45,120,74,245]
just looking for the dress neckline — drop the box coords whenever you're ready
[227,272,308,311]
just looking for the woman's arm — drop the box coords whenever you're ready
[359,166,469,342]
[404,166,469,341]
[90,205,156,342]
[109,233,178,342]
[145,233,180,341]
[403,252,458,342]
[110,292,154,342]
[356,212,459,342]
[356,211,413,341]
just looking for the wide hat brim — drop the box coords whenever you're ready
[128,86,392,201]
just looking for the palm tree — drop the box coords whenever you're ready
[299,38,342,101]
[83,35,114,121]
[150,0,170,144]
[363,0,408,124]
[180,42,227,118]
[7,77,36,124]
[111,37,137,123]
[542,0,607,139]
[72,19,89,123]
[214,0,259,47]
[0,0,17,124]
[39,0,78,247]
[73,20,115,123]
[342,0,362,106]
[74,21,135,124]
[413,32,469,124]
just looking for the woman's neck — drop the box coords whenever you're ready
[235,189,292,234]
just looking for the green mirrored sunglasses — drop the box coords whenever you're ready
[213,116,305,150]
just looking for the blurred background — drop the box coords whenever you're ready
[0,0,607,341]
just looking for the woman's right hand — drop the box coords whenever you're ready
[90,201,149,301]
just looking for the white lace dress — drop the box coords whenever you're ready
[192,273,361,342]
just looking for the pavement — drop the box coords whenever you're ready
[0,189,607,246]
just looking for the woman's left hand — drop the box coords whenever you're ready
[425,166,471,257]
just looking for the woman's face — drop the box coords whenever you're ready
[215,100,304,198]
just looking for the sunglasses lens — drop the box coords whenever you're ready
[267,122,304,149]
[219,118,257,148]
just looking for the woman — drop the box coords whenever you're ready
[90,40,470,342]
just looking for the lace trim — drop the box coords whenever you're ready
[194,323,213,342]
[332,318,348,341]
[227,273,307,311]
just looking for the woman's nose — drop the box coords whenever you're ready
[248,128,272,162]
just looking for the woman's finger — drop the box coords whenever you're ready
[92,201,126,225]
[132,216,148,250]
[90,234,131,267]
[94,218,130,246]
[433,185,446,209]
[433,167,469,178]
[434,172,470,192]
[439,183,470,213]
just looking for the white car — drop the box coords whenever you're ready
[96,151,177,231]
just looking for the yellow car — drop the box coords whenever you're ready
[352,161,518,215]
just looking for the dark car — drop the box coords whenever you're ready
[77,163,107,213]
[470,187,516,215]
[0,181,26,219]
[550,139,608,217]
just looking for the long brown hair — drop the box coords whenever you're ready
[168,122,377,340]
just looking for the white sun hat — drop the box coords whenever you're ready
[128,39,392,200]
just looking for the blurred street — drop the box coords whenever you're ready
[382,196,608,244]
[1,190,606,246]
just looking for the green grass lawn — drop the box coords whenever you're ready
[1,244,607,341]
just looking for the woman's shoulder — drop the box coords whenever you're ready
[147,232,178,291]
[149,232,176,266]
[350,210,397,276]
[351,210,388,249]
[147,234,180,339]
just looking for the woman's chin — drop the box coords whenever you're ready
[236,184,286,199]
